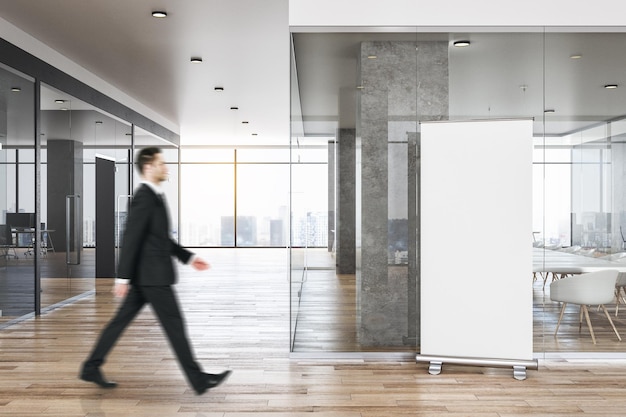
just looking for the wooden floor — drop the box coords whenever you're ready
[4,249,626,416]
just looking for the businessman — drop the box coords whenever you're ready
[80,146,230,395]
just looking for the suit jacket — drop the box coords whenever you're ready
[117,183,192,286]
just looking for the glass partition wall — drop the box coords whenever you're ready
[0,42,179,325]
[0,64,36,323]
[38,84,134,308]
[290,28,626,357]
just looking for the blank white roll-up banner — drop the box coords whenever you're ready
[419,119,533,362]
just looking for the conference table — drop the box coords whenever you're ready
[533,247,626,290]
[533,248,626,274]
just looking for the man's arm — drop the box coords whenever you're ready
[170,240,211,271]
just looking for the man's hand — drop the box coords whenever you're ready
[113,282,129,298]
[191,257,211,271]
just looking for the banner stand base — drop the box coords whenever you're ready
[416,354,538,381]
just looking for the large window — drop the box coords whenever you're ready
[180,163,235,246]
[179,147,323,247]
[533,147,572,247]
[237,164,289,246]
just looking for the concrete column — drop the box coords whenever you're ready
[358,41,448,346]
[337,128,356,273]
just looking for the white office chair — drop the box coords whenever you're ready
[550,269,621,344]
[611,257,626,317]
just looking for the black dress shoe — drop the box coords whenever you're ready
[80,368,118,388]
[195,370,231,395]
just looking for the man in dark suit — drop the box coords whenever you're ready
[80,146,230,395]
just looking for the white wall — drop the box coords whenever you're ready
[289,0,626,27]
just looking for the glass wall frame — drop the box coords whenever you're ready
[0,37,179,324]
[0,63,36,324]
[290,27,626,358]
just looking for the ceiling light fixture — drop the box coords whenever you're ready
[190,57,203,63]
[55,99,66,103]
[570,54,582,59]
[151,11,167,18]
[544,109,555,113]
[214,86,224,91]
[230,106,239,110]
[453,40,471,47]
[10,87,21,92]
[604,84,618,89]
[95,121,103,124]
[367,55,377,59]
[252,133,258,136]
[242,121,249,124]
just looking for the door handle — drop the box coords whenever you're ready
[66,194,81,265]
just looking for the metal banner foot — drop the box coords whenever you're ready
[428,361,442,375]
[416,354,537,380]
[513,365,527,380]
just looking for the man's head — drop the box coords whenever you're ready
[135,146,168,183]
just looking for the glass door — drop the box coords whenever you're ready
[0,64,36,324]
[39,84,133,308]
[40,84,89,306]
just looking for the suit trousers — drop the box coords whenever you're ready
[84,285,204,388]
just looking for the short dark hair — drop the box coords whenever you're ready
[135,147,162,174]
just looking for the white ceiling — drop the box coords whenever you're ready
[0,0,289,146]
[2,1,626,148]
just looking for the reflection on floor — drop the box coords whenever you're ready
[0,248,96,323]
[293,248,413,353]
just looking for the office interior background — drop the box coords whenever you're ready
[2,0,626,361]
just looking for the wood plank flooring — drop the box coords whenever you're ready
[3,248,626,416]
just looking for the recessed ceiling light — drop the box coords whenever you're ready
[453,40,471,47]
[230,106,239,110]
[570,54,582,59]
[544,109,556,113]
[252,133,258,136]
[356,85,364,89]
[605,84,619,89]
[151,11,167,18]
[242,121,249,124]
[55,99,65,103]
[214,86,224,91]
[95,121,103,124]
[367,55,377,59]
[190,57,203,63]
[10,87,21,92]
